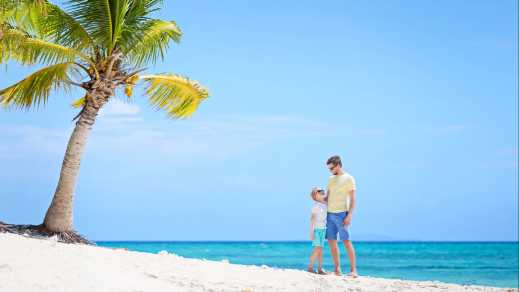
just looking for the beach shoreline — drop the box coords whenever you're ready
[0,233,516,292]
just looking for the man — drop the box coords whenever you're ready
[325,155,358,277]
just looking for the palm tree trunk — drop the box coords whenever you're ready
[43,101,101,232]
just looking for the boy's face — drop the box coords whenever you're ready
[314,190,326,202]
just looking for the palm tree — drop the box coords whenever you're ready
[0,0,209,242]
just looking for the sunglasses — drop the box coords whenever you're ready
[317,189,324,193]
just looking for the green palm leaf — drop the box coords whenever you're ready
[42,3,94,52]
[109,0,130,50]
[140,74,209,118]
[0,62,80,108]
[0,0,46,37]
[1,1,93,51]
[68,0,113,54]
[125,19,181,66]
[0,26,90,65]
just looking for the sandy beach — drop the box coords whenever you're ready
[0,233,515,292]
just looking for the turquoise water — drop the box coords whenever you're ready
[96,241,519,288]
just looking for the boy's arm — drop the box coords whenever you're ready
[344,190,355,226]
[310,213,316,240]
[325,188,330,201]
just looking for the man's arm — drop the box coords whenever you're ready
[344,189,355,226]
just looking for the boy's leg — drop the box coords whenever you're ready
[316,247,323,270]
[308,247,320,272]
[343,240,358,276]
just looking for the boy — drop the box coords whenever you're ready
[307,187,327,274]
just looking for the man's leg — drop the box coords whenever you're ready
[343,240,358,276]
[326,213,341,275]
[328,239,341,275]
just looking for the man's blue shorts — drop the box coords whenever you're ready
[326,211,350,241]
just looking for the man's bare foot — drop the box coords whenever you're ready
[307,267,315,273]
[334,268,342,276]
[347,271,359,278]
[317,269,327,275]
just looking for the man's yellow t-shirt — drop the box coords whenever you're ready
[327,173,356,213]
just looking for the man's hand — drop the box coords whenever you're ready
[343,216,351,226]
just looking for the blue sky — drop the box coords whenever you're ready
[0,0,517,241]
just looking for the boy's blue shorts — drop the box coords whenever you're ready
[312,228,327,247]
[326,211,350,241]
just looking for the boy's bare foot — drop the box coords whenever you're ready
[317,269,327,275]
[334,268,342,276]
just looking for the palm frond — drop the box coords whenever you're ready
[1,1,94,52]
[68,0,113,54]
[109,0,130,50]
[140,74,209,118]
[124,19,181,66]
[0,0,21,12]
[41,3,94,52]
[0,0,47,12]
[0,24,12,63]
[116,0,162,48]
[0,26,89,65]
[140,0,163,13]
[0,25,30,63]
[1,1,45,63]
[0,62,81,108]
[0,0,46,37]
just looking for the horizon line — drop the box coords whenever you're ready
[94,239,519,243]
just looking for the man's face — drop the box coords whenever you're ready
[327,163,339,175]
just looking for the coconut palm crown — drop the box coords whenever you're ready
[0,0,209,239]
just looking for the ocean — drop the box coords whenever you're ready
[96,241,519,288]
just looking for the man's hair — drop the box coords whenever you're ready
[326,155,342,167]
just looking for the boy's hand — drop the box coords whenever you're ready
[343,216,351,226]
[310,232,315,240]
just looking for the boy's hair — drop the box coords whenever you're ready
[310,189,318,201]
[310,189,322,201]
[326,155,342,167]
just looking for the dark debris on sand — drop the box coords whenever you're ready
[0,221,94,245]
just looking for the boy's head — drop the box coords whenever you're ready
[310,188,326,203]
[326,155,342,175]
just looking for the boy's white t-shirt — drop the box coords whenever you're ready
[311,202,327,229]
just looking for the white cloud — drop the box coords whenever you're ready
[0,115,332,162]
[96,99,143,127]
[88,115,334,162]
[0,125,69,159]
[99,99,140,117]
[1,114,388,163]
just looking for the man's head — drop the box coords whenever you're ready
[326,155,342,175]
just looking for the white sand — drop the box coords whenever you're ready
[0,233,516,292]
